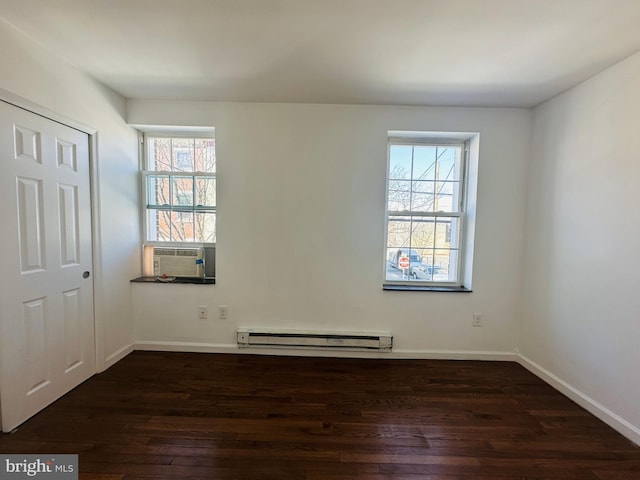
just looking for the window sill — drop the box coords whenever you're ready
[383,284,471,292]
[131,276,215,285]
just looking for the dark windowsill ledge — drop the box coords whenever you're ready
[383,284,472,292]
[131,276,215,285]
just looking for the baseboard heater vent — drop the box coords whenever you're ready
[237,329,393,351]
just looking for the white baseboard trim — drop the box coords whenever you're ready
[102,343,135,372]
[392,349,518,361]
[133,341,516,361]
[134,341,239,354]
[517,353,640,446]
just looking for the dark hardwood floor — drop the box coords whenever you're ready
[1,351,639,479]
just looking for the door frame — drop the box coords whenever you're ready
[0,88,106,380]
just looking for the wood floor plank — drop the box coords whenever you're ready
[1,352,639,479]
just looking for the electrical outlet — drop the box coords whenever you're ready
[198,306,208,319]
[472,313,483,327]
[219,305,228,320]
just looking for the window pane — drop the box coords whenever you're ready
[194,138,216,173]
[388,145,412,180]
[195,212,216,243]
[434,248,459,282]
[147,211,216,243]
[437,147,460,181]
[387,216,411,248]
[410,251,435,281]
[385,248,404,281]
[387,216,459,283]
[434,181,457,212]
[407,248,428,281]
[388,179,411,211]
[386,246,432,282]
[149,138,172,171]
[386,247,418,281]
[411,184,435,213]
[148,210,172,242]
[170,211,195,242]
[435,218,450,249]
[412,180,434,194]
[147,137,216,173]
[172,138,195,171]
[175,150,192,171]
[410,217,435,249]
[146,175,171,207]
[413,146,436,181]
[196,177,216,209]
[147,210,197,242]
[435,217,461,249]
[172,176,194,208]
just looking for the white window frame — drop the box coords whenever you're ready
[141,132,216,247]
[383,133,471,289]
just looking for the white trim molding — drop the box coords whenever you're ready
[0,88,97,134]
[517,353,640,446]
[134,341,517,361]
[135,341,239,354]
[103,343,135,372]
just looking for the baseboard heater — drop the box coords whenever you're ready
[237,329,393,351]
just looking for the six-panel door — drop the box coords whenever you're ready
[0,101,96,431]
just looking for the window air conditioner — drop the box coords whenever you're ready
[152,247,205,278]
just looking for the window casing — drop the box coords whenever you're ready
[384,136,469,288]
[142,134,216,245]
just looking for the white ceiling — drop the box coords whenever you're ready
[2,0,640,107]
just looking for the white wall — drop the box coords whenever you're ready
[521,51,640,442]
[128,100,531,358]
[0,20,140,368]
